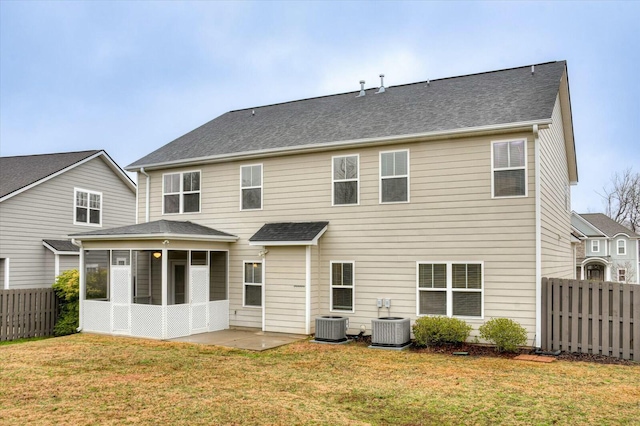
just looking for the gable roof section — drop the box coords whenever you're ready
[43,239,80,254]
[249,222,329,246]
[69,219,238,242]
[0,150,136,202]
[128,61,569,170]
[578,213,639,238]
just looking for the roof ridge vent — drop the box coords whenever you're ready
[376,74,385,94]
[356,80,366,97]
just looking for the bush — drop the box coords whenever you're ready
[412,316,472,347]
[52,269,80,337]
[479,318,528,352]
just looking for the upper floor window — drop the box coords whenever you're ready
[591,240,600,253]
[380,150,409,203]
[241,164,262,210]
[417,262,483,318]
[75,188,102,226]
[163,171,200,214]
[617,239,626,255]
[332,155,359,205]
[330,261,355,312]
[492,140,526,198]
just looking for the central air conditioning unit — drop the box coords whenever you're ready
[314,316,349,343]
[371,317,411,348]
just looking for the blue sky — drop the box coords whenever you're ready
[1,1,638,213]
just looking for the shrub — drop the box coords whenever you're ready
[52,269,80,337]
[479,318,528,352]
[412,316,472,347]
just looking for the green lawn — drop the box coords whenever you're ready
[0,334,638,425]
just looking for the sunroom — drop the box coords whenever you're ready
[70,220,238,339]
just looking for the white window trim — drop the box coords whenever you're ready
[329,260,355,313]
[162,170,202,215]
[379,149,410,204]
[617,268,627,283]
[617,239,626,256]
[243,260,263,308]
[331,154,360,206]
[591,240,600,253]
[491,138,528,199]
[416,261,484,319]
[73,188,103,227]
[239,164,263,211]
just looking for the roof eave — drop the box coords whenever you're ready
[71,233,239,242]
[126,119,552,172]
[558,65,578,184]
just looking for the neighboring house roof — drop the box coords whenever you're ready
[249,222,329,246]
[0,150,136,202]
[128,61,571,171]
[69,219,238,242]
[577,213,639,238]
[43,239,80,254]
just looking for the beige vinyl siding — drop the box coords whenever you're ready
[59,254,79,275]
[264,246,306,333]
[0,157,135,288]
[142,132,539,337]
[539,95,574,279]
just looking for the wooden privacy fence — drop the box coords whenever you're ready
[541,278,640,361]
[0,289,59,341]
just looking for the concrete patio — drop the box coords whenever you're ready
[168,328,308,351]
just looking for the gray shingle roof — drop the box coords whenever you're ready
[1,150,101,198]
[128,61,567,169]
[43,239,80,253]
[249,222,329,243]
[578,213,639,238]
[70,220,238,240]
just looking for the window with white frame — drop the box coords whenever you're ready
[417,262,483,318]
[332,155,358,205]
[617,239,626,255]
[75,188,102,226]
[163,171,200,214]
[591,240,600,253]
[492,140,526,197]
[380,150,409,203]
[618,268,627,283]
[243,261,262,307]
[241,164,262,210]
[331,261,354,311]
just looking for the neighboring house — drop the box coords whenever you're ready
[71,61,578,347]
[0,150,136,289]
[571,212,640,283]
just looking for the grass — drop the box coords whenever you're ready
[0,334,638,425]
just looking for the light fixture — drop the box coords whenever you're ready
[253,263,258,268]
[153,252,162,259]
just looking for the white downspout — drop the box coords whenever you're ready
[534,124,542,348]
[76,240,84,332]
[262,254,266,332]
[305,246,311,335]
[140,167,150,223]
[54,254,60,279]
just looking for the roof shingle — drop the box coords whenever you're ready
[70,220,237,240]
[578,213,639,238]
[249,222,329,243]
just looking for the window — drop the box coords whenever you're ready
[618,268,627,283]
[492,140,526,197]
[330,261,354,312]
[75,188,102,226]
[163,171,200,214]
[241,164,262,210]
[85,250,109,300]
[591,240,600,253]
[617,239,626,255]
[243,261,262,307]
[417,262,483,318]
[380,150,409,203]
[332,155,359,205]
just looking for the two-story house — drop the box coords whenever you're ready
[0,150,136,289]
[71,61,578,347]
[572,212,640,283]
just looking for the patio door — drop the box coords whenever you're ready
[190,266,209,334]
[111,265,131,334]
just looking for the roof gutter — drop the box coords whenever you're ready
[140,167,150,223]
[127,119,552,172]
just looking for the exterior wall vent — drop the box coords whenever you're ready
[370,317,411,348]
[315,316,348,342]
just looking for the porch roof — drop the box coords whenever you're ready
[249,221,329,246]
[43,239,80,254]
[69,220,239,242]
